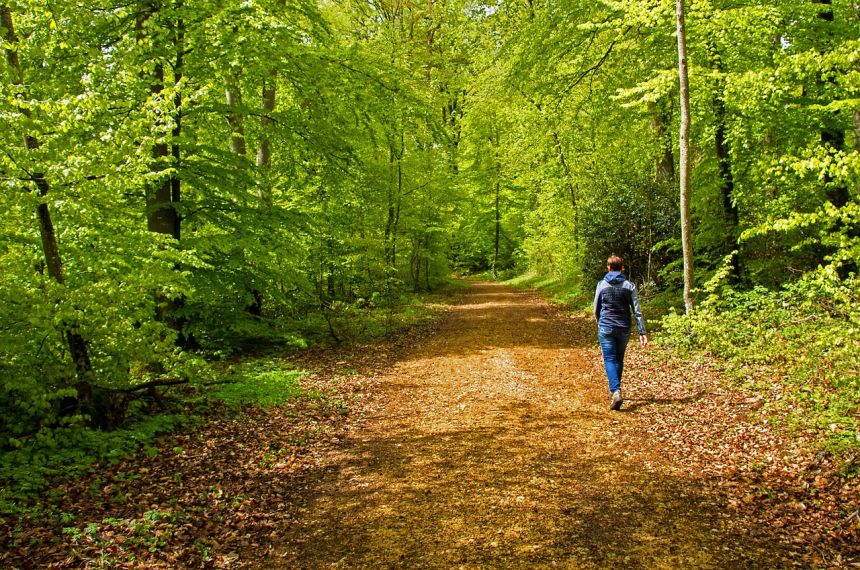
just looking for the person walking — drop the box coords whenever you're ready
[593,255,648,410]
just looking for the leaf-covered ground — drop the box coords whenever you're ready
[2,283,857,568]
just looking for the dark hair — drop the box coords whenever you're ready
[607,255,624,271]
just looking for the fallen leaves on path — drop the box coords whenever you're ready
[623,346,859,568]
[1,284,857,569]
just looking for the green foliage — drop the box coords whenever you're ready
[205,364,304,409]
[1,0,858,522]
[0,0,467,447]
[662,268,860,454]
[503,272,592,308]
[0,413,192,513]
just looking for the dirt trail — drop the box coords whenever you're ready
[261,283,787,568]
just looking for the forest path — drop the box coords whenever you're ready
[260,283,786,569]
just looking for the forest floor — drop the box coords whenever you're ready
[3,283,858,569]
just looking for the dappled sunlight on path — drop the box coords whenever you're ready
[258,283,791,569]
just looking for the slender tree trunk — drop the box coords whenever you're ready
[385,146,396,268]
[854,109,860,151]
[676,0,694,313]
[813,0,850,208]
[713,91,737,234]
[705,24,741,280]
[384,131,404,269]
[170,16,183,241]
[247,64,278,317]
[2,4,93,392]
[256,70,276,205]
[493,179,500,281]
[854,4,860,150]
[412,236,421,292]
[395,135,403,267]
[647,98,674,287]
[147,61,180,237]
[424,234,431,291]
[648,99,675,183]
[139,3,188,350]
[225,71,247,156]
[442,87,463,175]
[551,131,579,237]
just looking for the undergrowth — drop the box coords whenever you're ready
[662,267,860,455]
[503,272,591,307]
[0,286,457,517]
[508,265,858,456]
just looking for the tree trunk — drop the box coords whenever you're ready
[147,61,180,238]
[493,179,500,281]
[646,97,674,287]
[256,70,276,205]
[412,236,422,292]
[648,99,675,184]
[854,109,860,151]
[225,72,247,156]
[384,131,404,269]
[813,0,850,208]
[2,3,93,393]
[854,3,860,150]
[424,233,431,291]
[704,23,741,279]
[676,0,695,314]
[170,16,183,240]
[551,131,579,237]
[442,87,463,175]
[139,3,188,349]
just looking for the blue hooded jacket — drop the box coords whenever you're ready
[593,271,646,334]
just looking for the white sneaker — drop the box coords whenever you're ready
[610,390,623,411]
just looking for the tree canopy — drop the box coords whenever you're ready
[1,0,857,448]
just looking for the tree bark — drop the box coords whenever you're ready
[384,131,404,269]
[854,3,860,150]
[170,15,183,240]
[225,64,248,156]
[676,0,695,313]
[648,99,675,184]
[704,22,741,279]
[147,61,180,238]
[551,131,579,236]
[493,179,500,281]
[256,70,276,205]
[813,0,850,208]
[138,2,189,348]
[854,109,860,151]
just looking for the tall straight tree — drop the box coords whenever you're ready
[676,0,694,313]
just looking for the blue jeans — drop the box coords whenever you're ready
[598,325,630,393]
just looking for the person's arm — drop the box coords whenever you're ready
[629,283,648,346]
[593,282,602,323]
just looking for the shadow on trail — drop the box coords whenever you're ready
[271,409,787,569]
[256,283,792,569]
[621,392,707,413]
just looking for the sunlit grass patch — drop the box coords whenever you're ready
[207,364,306,409]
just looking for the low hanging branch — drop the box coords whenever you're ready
[118,378,191,393]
